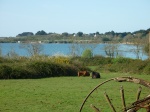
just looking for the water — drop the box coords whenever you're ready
[0,43,148,60]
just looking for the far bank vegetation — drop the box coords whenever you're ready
[0,28,150,44]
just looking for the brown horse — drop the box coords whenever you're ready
[78,71,90,77]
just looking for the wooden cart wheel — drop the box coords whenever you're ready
[80,76,150,112]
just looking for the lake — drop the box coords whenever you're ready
[0,43,148,60]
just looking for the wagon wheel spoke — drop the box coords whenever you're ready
[136,86,142,101]
[120,86,126,111]
[125,95,150,112]
[90,104,101,112]
[104,91,116,112]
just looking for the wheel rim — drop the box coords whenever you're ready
[80,76,150,112]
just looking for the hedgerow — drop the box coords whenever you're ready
[0,55,150,79]
[71,56,150,75]
[0,57,89,79]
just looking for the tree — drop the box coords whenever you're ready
[35,30,47,35]
[80,43,97,56]
[69,43,80,57]
[62,32,69,37]
[102,37,110,42]
[77,32,83,37]
[82,49,93,58]
[16,32,34,37]
[7,48,19,58]
[123,33,133,43]
[105,31,115,36]
[143,32,150,59]
[133,30,146,34]
[143,43,149,56]
[96,32,100,35]
[131,37,144,59]
[69,36,80,57]
[104,44,119,58]
[20,43,43,56]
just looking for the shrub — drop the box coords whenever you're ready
[112,57,132,64]
[143,62,150,75]
[0,65,12,79]
[52,56,70,64]
[27,61,58,78]
[26,61,88,78]
[107,59,150,74]
[81,49,93,58]
[10,66,30,79]
[93,56,112,65]
[71,56,112,66]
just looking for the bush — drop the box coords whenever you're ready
[92,56,112,65]
[71,56,112,66]
[112,57,132,64]
[10,66,30,79]
[143,62,150,75]
[0,65,12,79]
[107,59,150,74]
[82,49,93,58]
[27,61,53,78]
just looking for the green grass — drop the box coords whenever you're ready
[0,72,150,112]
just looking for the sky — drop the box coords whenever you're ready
[0,0,150,37]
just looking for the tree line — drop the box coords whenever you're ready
[0,28,149,44]
[16,30,84,37]
[14,28,150,43]
[16,28,150,38]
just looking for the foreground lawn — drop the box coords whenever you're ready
[0,73,150,112]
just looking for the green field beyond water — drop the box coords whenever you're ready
[0,73,150,112]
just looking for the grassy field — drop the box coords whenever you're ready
[0,72,150,112]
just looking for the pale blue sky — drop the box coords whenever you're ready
[0,0,150,37]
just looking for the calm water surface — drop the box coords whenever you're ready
[0,43,148,60]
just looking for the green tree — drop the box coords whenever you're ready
[77,32,83,37]
[62,32,69,37]
[35,30,47,35]
[16,32,34,37]
[96,31,100,35]
[81,49,93,58]
[102,37,110,42]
